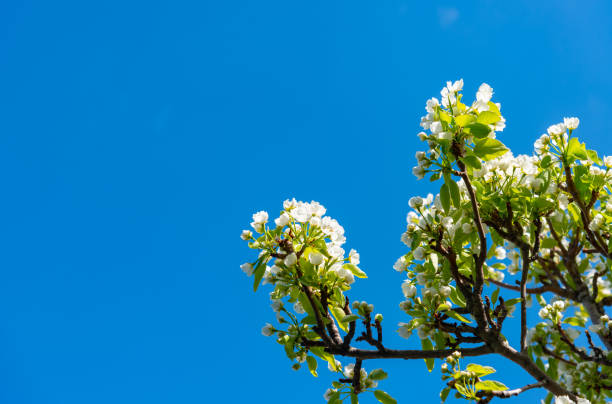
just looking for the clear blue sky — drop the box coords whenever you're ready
[1,1,612,403]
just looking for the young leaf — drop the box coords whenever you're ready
[306,356,318,377]
[253,261,267,292]
[476,111,500,125]
[440,183,451,213]
[466,363,496,377]
[369,368,388,381]
[455,114,476,127]
[473,138,509,161]
[343,263,367,278]
[465,123,491,139]
[448,179,461,207]
[374,390,397,404]
[341,314,360,323]
[475,380,508,391]
[421,339,435,372]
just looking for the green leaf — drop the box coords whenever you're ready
[253,260,267,292]
[446,310,472,323]
[466,363,496,377]
[328,391,341,404]
[455,114,476,127]
[439,110,452,123]
[540,238,557,249]
[587,149,602,165]
[306,356,318,377]
[343,263,367,278]
[473,138,509,161]
[491,288,500,306]
[440,183,451,213]
[475,380,508,391]
[504,297,521,307]
[540,155,552,168]
[487,102,501,115]
[341,314,360,323]
[567,137,588,161]
[563,317,585,327]
[374,390,397,404]
[330,306,349,332]
[369,368,388,381]
[477,111,500,125]
[421,339,435,372]
[440,387,451,403]
[449,287,466,308]
[461,154,482,169]
[465,123,492,139]
[448,179,461,207]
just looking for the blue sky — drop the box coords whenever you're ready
[1,1,612,403]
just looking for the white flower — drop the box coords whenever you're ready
[327,360,341,372]
[271,301,283,312]
[412,166,426,180]
[558,194,569,210]
[430,121,443,134]
[349,249,360,265]
[604,156,612,168]
[252,210,268,223]
[547,123,567,136]
[251,210,269,232]
[293,301,305,314]
[343,363,355,378]
[284,253,298,267]
[554,396,573,404]
[402,281,417,298]
[440,285,451,297]
[425,97,439,113]
[324,389,337,400]
[393,256,408,272]
[241,263,254,276]
[438,131,452,141]
[553,300,565,311]
[409,196,424,209]
[398,324,411,339]
[413,246,426,260]
[274,213,290,227]
[565,328,580,340]
[240,230,252,240]
[417,131,428,141]
[261,323,275,336]
[309,251,324,266]
[538,307,549,319]
[494,247,506,260]
[563,117,579,130]
[400,232,412,247]
[476,83,493,103]
[589,324,603,333]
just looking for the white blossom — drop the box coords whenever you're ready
[241,263,254,276]
[563,117,579,130]
[240,230,252,240]
[261,323,275,336]
[284,253,297,267]
[274,213,290,227]
[309,251,324,266]
[409,196,424,209]
[413,246,426,260]
[476,83,493,103]
[402,281,417,298]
